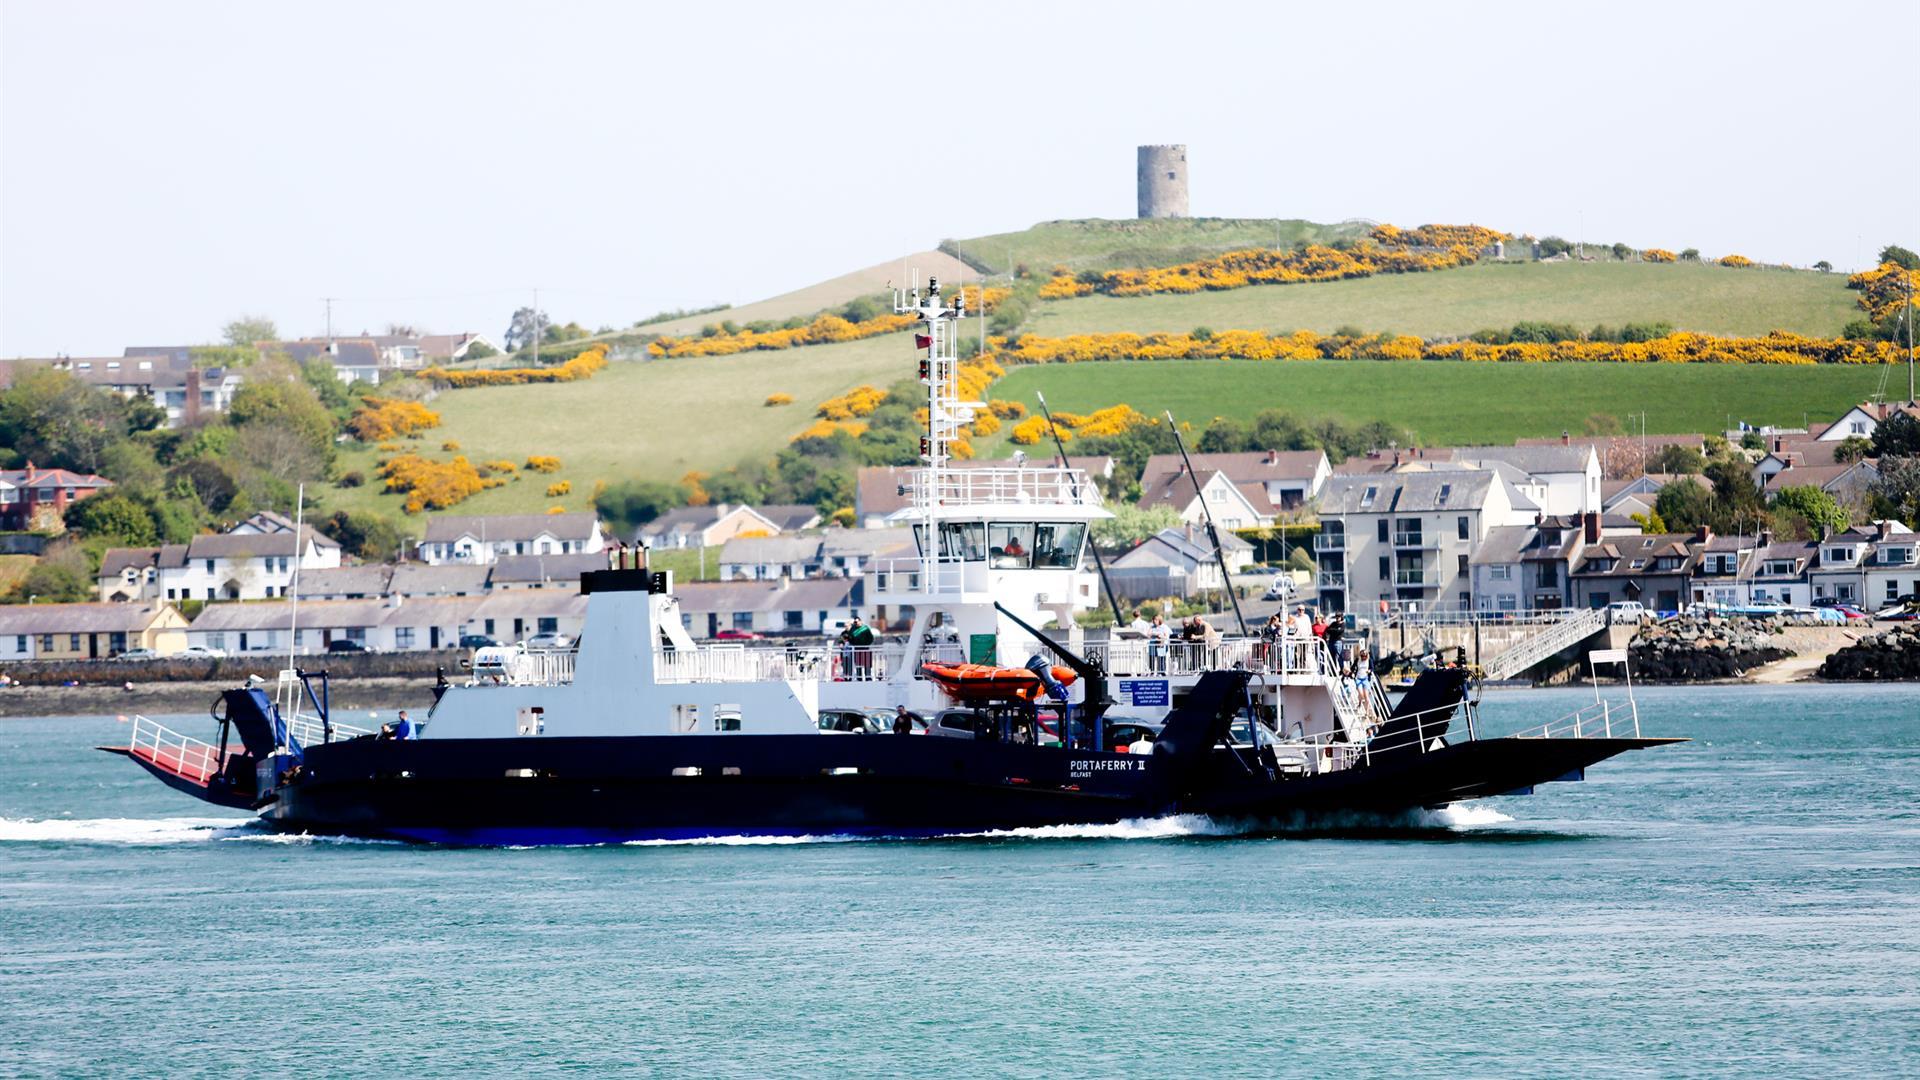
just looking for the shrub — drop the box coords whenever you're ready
[421,344,609,388]
[484,459,517,474]
[379,454,493,514]
[442,440,462,452]
[546,481,572,497]
[525,455,562,473]
[546,505,567,514]
[347,398,441,441]
[1719,254,1754,268]
[764,392,793,406]
[338,470,365,488]
[1643,248,1677,263]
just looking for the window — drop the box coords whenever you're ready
[1457,554,1469,574]
[1031,523,1086,568]
[988,522,1036,569]
[1490,565,1512,581]
[1377,519,1389,543]
[1361,485,1378,509]
[1891,581,1903,601]
[15,635,27,652]
[939,522,986,560]
[714,706,742,733]
[40,634,54,652]
[1378,555,1390,580]
[732,612,753,630]
[1438,484,1453,506]
[1457,516,1469,540]
[69,634,81,652]
[484,619,495,635]
[205,559,214,573]
[208,633,226,650]
[784,610,804,630]
[396,627,416,649]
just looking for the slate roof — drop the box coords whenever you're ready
[389,563,492,596]
[753,504,823,532]
[719,535,824,565]
[489,552,605,584]
[296,565,395,597]
[1318,470,1498,515]
[423,512,601,545]
[0,602,180,634]
[98,545,189,577]
[673,578,860,614]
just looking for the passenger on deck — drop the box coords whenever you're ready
[892,706,914,735]
[382,710,415,741]
[1125,610,1152,639]
[1148,614,1171,673]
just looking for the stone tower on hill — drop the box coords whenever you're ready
[1136,145,1188,219]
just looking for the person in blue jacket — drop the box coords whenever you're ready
[382,710,414,741]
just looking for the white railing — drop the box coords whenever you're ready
[1318,571,1346,589]
[285,714,375,746]
[904,466,1103,508]
[1313,533,1345,552]
[1391,607,1588,629]
[1090,636,1331,679]
[1480,607,1607,680]
[469,648,576,687]
[1510,697,1641,740]
[128,714,220,784]
[653,642,971,684]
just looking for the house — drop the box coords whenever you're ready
[0,464,113,532]
[637,504,785,549]
[417,512,604,565]
[820,528,915,579]
[754,505,824,533]
[159,514,343,601]
[1337,443,1601,517]
[0,353,245,429]
[1469,513,1621,612]
[419,333,499,363]
[0,602,189,661]
[673,578,862,638]
[1690,530,1754,608]
[261,339,386,386]
[488,552,606,590]
[362,334,425,370]
[184,592,590,654]
[1813,520,1920,608]
[719,535,824,581]
[854,457,1115,528]
[389,563,492,597]
[1814,400,1920,442]
[1739,537,1820,607]
[297,565,395,600]
[1135,450,1332,526]
[1315,470,1518,614]
[96,545,188,601]
[1514,433,1708,479]
[1108,525,1254,599]
[1601,474,1709,520]
[1570,532,1698,612]
[1760,460,1880,504]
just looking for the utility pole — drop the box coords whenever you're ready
[532,287,540,366]
[324,297,336,347]
[1906,271,1915,403]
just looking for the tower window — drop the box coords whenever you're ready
[1167,171,1177,180]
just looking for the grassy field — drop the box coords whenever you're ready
[1023,261,1856,339]
[319,334,924,524]
[0,555,34,595]
[980,359,1893,451]
[950,218,1372,275]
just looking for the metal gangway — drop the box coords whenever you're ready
[1479,607,1608,681]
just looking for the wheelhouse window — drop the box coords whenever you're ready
[940,522,986,560]
[988,523,1036,568]
[1031,523,1086,568]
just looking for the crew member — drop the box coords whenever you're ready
[382,709,415,741]
[892,706,914,735]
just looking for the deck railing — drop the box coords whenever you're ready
[653,642,970,684]
[285,714,375,746]
[903,466,1104,508]
[128,714,220,784]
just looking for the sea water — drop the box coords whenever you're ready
[1,684,1915,1077]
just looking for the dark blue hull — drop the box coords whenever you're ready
[258,731,1676,845]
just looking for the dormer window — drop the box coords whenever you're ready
[1360,485,1378,509]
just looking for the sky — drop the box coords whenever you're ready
[2,0,1915,357]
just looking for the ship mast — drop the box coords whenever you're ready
[894,275,972,595]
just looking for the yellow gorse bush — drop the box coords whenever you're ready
[764,392,794,406]
[546,481,572,497]
[379,454,504,514]
[422,344,609,387]
[993,329,1907,366]
[1719,254,1754,268]
[816,385,886,421]
[525,455,562,473]
[347,398,442,441]
[1642,249,1678,263]
[1369,223,1509,250]
[1848,262,1920,324]
[648,289,1009,360]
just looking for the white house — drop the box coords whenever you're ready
[1135,450,1332,527]
[1453,444,1601,517]
[673,578,861,638]
[185,592,591,654]
[719,535,824,581]
[1316,469,1518,614]
[1805,522,1913,607]
[158,513,343,602]
[1815,401,1920,442]
[1108,525,1254,598]
[1860,521,1920,609]
[488,552,606,590]
[417,512,605,565]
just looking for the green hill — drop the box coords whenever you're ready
[947,218,1372,274]
[1023,260,1855,339]
[981,360,1890,451]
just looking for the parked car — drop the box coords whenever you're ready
[177,645,225,659]
[1262,577,1296,601]
[458,634,500,649]
[114,648,160,661]
[1605,601,1645,621]
[522,632,574,651]
[326,639,368,654]
[713,629,763,642]
[1832,605,1872,621]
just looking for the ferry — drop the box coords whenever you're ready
[106,277,1681,843]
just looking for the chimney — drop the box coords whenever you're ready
[1694,525,1712,544]
[1879,520,1894,540]
[1758,529,1773,548]
[1533,512,1544,527]
[1583,510,1601,544]
[1773,436,1784,453]
[1561,431,1570,446]
[184,368,202,425]
[1265,449,1278,465]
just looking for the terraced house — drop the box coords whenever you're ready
[0,602,188,661]
[416,512,605,565]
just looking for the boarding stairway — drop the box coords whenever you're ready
[1479,608,1607,681]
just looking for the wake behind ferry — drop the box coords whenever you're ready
[107,276,1680,844]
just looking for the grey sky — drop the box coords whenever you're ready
[3,0,1914,357]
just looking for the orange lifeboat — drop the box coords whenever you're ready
[919,662,1078,703]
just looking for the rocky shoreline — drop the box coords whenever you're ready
[1817,625,1920,681]
[1631,613,1793,681]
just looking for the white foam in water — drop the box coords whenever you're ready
[0,816,395,846]
[1425,803,1517,829]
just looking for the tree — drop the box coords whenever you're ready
[64,492,160,545]
[1879,245,1920,271]
[1655,479,1716,532]
[301,358,354,414]
[1650,444,1707,474]
[1870,413,1920,458]
[1611,243,1633,261]
[222,315,279,347]
[594,478,687,532]
[320,509,409,561]
[1771,485,1850,536]
[1091,505,1181,548]
[1537,236,1573,257]
[464,340,499,361]
[503,307,551,352]
[0,367,136,474]
[1814,260,1834,273]
[384,322,421,338]
[1870,456,1920,526]
[1680,248,1701,262]
[1835,436,1874,464]
[228,362,335,453]
[1630,509,1668,534]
